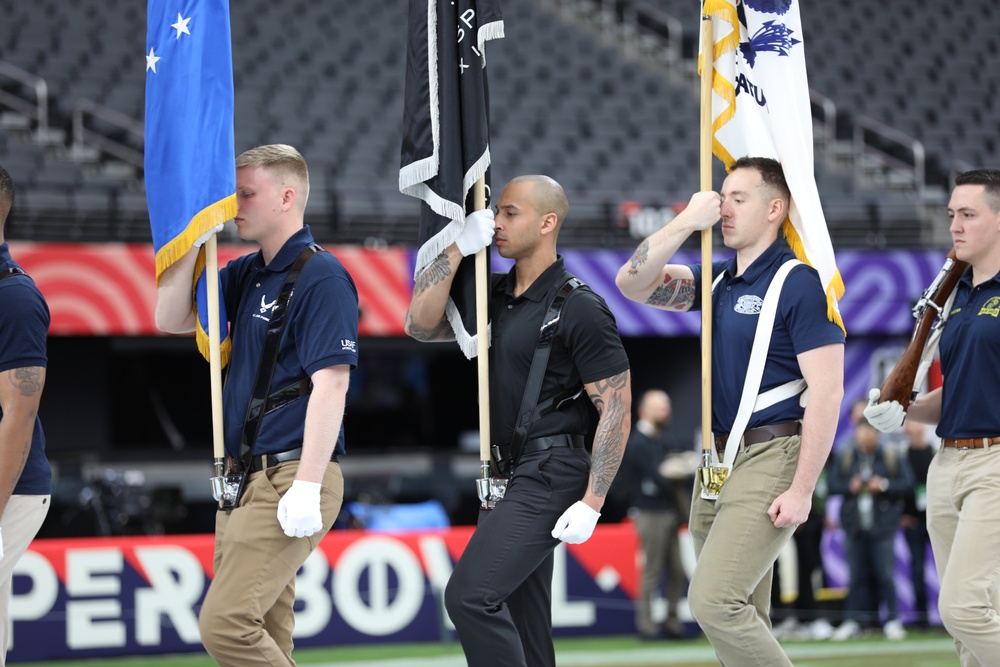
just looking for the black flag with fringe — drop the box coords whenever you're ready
[399,0,503,359]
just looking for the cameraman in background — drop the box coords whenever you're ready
[828,416,913,641]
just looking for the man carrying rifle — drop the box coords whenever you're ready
[866,169,1000,667]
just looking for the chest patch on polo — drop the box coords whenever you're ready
[734,294,764,315]
[978,296,1000,317]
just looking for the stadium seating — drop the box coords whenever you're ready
[0,0,994,247]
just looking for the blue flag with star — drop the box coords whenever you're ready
[144,0,236,364]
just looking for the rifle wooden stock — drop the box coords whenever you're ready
[879,249,968,409]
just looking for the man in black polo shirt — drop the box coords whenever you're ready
[865,169,1000,666]
[0,165,52,666]
[405,174,631,667]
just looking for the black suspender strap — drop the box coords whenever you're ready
[231,244,322,477]
[0,266,26,282]
[504,275,584,467]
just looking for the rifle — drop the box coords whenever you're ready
[877,249,968,410]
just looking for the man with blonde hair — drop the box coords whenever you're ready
[156,144,358,666]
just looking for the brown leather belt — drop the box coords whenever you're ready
[942,436,1000,449]
[714,421,802,457]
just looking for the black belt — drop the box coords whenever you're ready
[250,446,339,472]
[714,421,801,458]
[494,433,585,464]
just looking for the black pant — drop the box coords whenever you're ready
[445,446,590,667]
[904,521,931,625]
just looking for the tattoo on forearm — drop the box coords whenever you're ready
[414,253,452,294]
[626,241,649,277]
[7,367,43,397]
[646,273,695,309]
[404,310,455,342]
[588,371,629,497]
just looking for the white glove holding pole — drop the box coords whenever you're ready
[455,209,495,257]
[551,501,601,544]
[863,388,906,433]
[193,224,225,248]
[277,480,324,538]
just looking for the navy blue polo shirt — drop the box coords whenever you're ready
[488,257,630,446]
[220,227,358,458]
[688,240,844,434]
[0,243,52,495]
[937,267,1000,439]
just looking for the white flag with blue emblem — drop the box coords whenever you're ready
[702,0,845,332]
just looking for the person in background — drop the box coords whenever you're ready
[901,420,936,629]
[828,416,913,641]
[617,389,687,640]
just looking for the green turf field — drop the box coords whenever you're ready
[26,630,959,666]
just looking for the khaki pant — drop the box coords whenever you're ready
[0,495,49,665]
[927,445,1000,667]
[633,509,685,636]
[688,435,799,667]
[199,461,343,667]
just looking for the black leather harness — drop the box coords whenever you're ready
[221,244,322,509]
[492,274,585,473]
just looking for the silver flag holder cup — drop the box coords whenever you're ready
[698,450,728,500]
[476,461,508,510]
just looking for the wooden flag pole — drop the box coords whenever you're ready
[699,13,714,461]
[473,177,492,496]
[205,234,226,506]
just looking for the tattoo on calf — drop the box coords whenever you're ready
[646,273,695,309]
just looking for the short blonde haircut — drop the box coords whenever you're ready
[236,144,310,209]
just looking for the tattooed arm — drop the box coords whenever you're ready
[614,191,721,311]
[580,370,631,512]
[403,245,463,342]
[0,366,45,516]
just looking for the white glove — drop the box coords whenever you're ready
[551,501,601,544]
[455,209,495,257]
[863,388,906,433]
[193,224,225,248]
[277,480,324,538]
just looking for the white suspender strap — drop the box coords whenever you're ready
[716,259,803,471]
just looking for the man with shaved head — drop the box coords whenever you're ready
[406,175,631,666]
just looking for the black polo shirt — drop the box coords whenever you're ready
[488,257,630,446]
